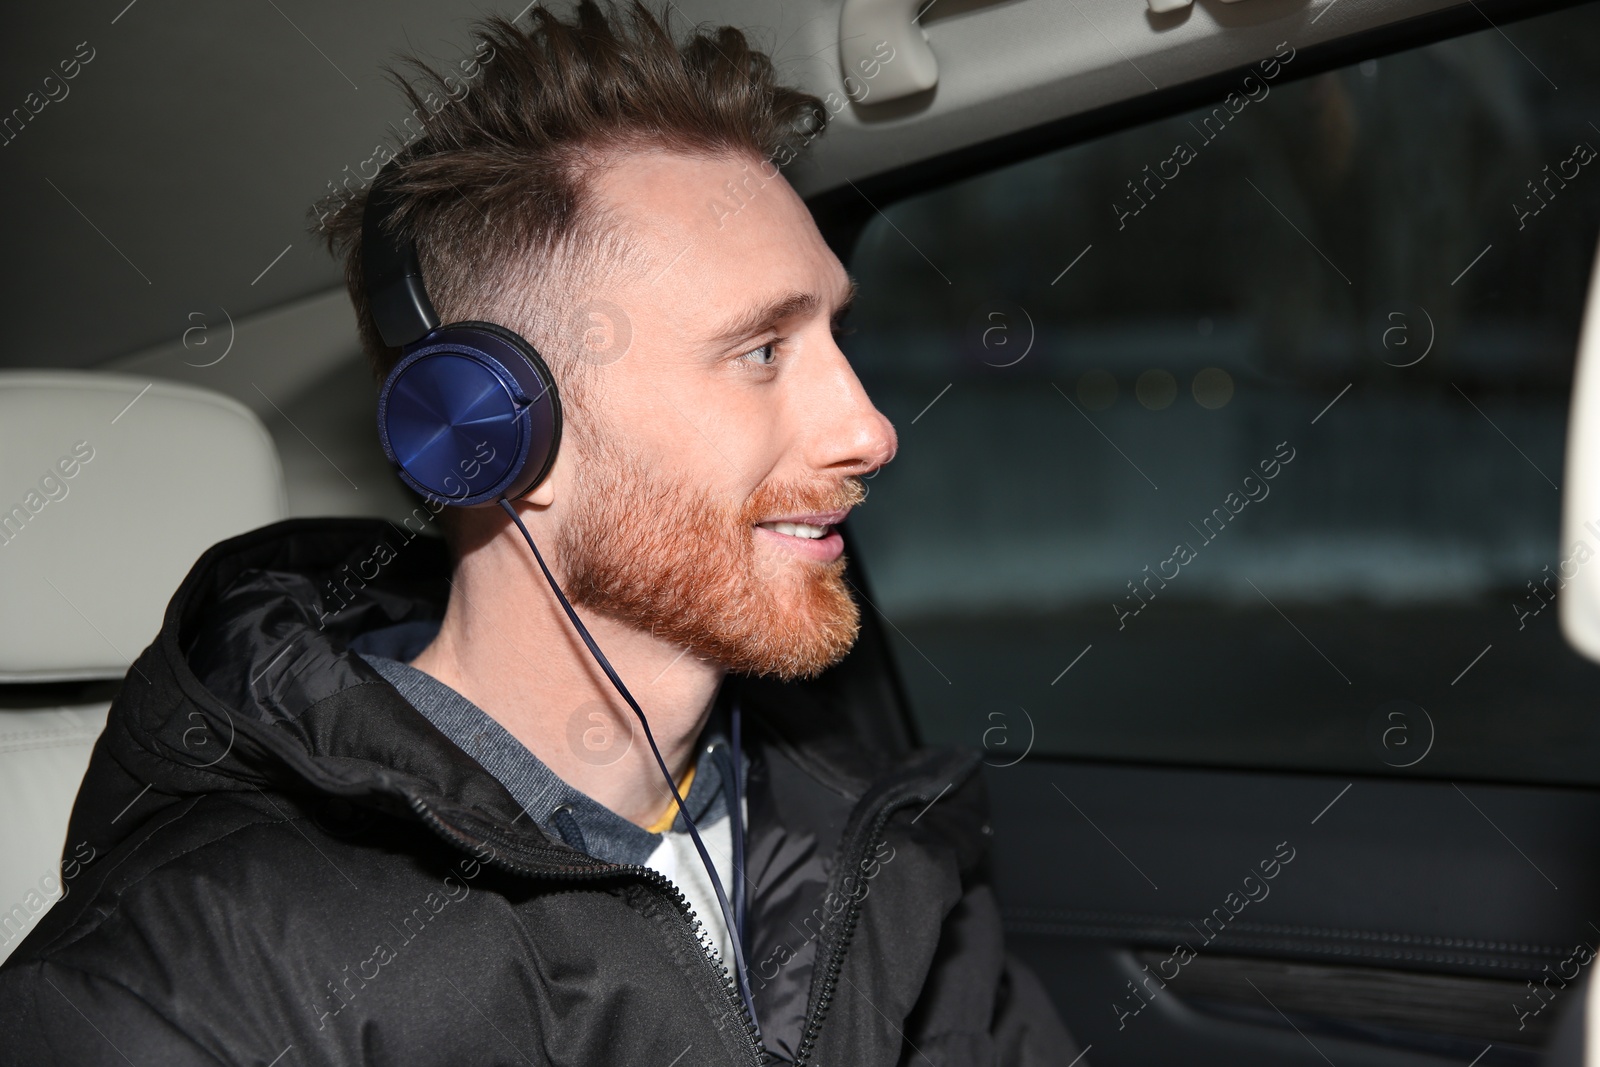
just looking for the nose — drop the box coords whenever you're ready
[805,343,898,477]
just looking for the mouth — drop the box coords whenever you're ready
[753,509,849,562]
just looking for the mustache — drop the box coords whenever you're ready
[738,476,867,524]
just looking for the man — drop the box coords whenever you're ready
[0,3,1078,1063]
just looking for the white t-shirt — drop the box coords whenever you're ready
[643,801,742,968]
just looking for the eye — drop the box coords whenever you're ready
[739,342,777,366]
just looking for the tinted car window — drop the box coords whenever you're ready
[843,3,1600,785]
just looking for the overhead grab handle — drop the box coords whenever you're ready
[839,0,938,105]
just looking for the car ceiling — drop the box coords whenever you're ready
[0,0,1471,375]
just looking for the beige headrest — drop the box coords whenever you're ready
[0,371,286,682]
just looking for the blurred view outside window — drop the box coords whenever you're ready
[844,4,1600,785]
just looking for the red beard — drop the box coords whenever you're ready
[557,433,865,681]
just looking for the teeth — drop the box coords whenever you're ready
[759,521,827,539]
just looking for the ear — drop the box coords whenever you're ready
[522,433,567,508]
[526,477,555,507]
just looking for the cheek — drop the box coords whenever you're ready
[595,358,793,503]
[669,409,787,501]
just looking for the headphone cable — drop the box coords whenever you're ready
[497,498,761,1038]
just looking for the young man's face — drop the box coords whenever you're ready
[546,149,897,680]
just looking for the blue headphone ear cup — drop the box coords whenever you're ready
[377,322,562,507]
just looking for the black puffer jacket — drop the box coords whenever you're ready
[0,519,1077,1066]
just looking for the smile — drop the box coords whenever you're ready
[757,520,829,539]
[753,510,849,562]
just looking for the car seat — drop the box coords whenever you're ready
[0,371,285,962]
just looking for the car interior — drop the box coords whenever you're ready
[4,0,1599,1064]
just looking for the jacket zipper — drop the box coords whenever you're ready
[792,754,981,1066]
[410,749,977,1067]
[407,797,767,1065]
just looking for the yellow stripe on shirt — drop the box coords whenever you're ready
[644,761,697,834]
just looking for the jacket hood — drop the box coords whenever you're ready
[72,517,921,867]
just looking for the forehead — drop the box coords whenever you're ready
[588,149,846,336]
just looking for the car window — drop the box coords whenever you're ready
[842,2,1600,786]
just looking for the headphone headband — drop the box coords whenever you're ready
[361,174,442,349]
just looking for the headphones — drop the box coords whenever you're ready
[360,169,763,1038]
[362,173,562,508]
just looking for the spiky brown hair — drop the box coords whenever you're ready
[314,0,827,394]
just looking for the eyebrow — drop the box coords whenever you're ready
[703,276,858,350]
